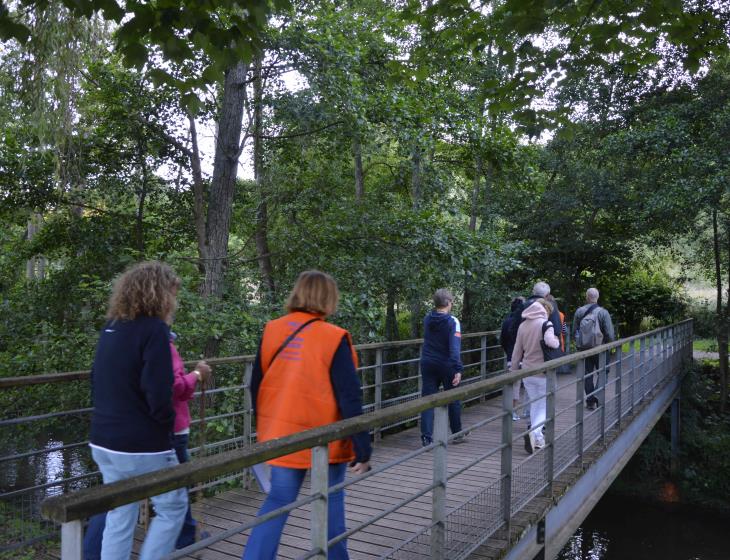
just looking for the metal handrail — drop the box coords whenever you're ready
[0,330,499,389]
[40,320,692,524]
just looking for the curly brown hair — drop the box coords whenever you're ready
[107,261,181,322]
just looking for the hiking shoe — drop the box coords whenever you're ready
[523,431,535,454]
[421,435,433,447]
[586,400,597,411]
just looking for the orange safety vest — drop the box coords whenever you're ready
[256,311,358,468]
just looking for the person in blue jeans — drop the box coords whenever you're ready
[87,261,188,560]
[242,271,372,560]
[420,289,466,446]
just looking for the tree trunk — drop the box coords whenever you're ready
[201,60,249,356]
[252,54,276,297]
[188,114,207,274]
[353,131,364,201]
[385,289,398,341]
[469,153,482,231]
[135,139,148,257]
[411,142,422,210]
[723,217,730,412]
[713,210,728,412]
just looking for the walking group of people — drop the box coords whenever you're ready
[84,261,614,560]
[499,282,615,453]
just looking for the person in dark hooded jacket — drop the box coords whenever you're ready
[419,289,466,446]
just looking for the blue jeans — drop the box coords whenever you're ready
[242,463,349,560]
[91,446,188,560]
[84,435,197,559]
[420,359,462,443]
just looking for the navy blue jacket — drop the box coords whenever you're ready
[421,311,463,373]
[90,316,175,453]
[250,335,372,464]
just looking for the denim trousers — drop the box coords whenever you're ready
[420,360,462,442]
[84,435,196,559]
[584,355,601,405]
[90,446,188,560]
[242,463,349,560]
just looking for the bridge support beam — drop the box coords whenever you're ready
[670,397,680,478]
[503,372,682,560]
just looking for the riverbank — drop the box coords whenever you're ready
[608,359,730,514]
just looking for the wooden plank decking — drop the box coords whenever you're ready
[164,372,611,560]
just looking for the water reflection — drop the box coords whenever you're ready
[557,494,727,560]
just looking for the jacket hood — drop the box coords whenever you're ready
[427,311,451,330]
[521,302,548,321]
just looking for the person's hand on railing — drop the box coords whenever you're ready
[452,372,462,386]
[193,361,212,385]
[350,461,371,475]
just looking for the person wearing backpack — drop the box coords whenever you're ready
[500,297,527,421]
[572,288,615,410]
[510,298,561,453]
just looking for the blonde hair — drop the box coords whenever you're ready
[536,298,553,316]
[285,270,339,316]
[107,261,181,322]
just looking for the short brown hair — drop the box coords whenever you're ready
[286,270,339,316]
[433,289,453,308]
[107,261,181,322]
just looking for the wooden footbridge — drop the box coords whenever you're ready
[0,320,693,560]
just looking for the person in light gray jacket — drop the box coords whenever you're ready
[572,288,615,410]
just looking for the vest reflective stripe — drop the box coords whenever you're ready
[257,311,358,468]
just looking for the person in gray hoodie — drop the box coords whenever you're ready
[510,299,561,453]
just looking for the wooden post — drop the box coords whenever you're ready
[310,445,329,559]
[501,383,514,535]
[431,406,448,559]
[575,360,585,467]
[61,520,83,560]
[374,348,383,440]
[545,368,556,495]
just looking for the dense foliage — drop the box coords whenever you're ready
[0,1,728,415]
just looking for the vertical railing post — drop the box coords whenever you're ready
[501,382,514,536]
[615,345,623,430]
[598,350,607,445]
[243,361,253,445]
[661,329,669,381]
[310,445,329,559]
[639,337,647,402]
[374,348,383,440]
[628,341,635,415]
[545,368,556,494]
[431,406,448,559]
[481,335,488,402]
[575,359,585,467]
[647,335,656,392]
[61,520,83,560]
[243,360,254,488]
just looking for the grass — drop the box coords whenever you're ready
[693,338,719,353]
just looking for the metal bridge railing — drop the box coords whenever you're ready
[33,320,693,560]
[0,331,503,553]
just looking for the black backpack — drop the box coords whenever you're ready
[541,321,565,363]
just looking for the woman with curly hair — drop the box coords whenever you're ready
[88,261,190,560]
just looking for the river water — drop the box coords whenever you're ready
[557,493,728,560]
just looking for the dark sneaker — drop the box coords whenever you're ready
[452,432,469,444]
[524,432,534,454]
[421,435,433,447]
[586,400,597,411]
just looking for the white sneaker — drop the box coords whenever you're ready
[512,412,520,421]
[534,436,545,450]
